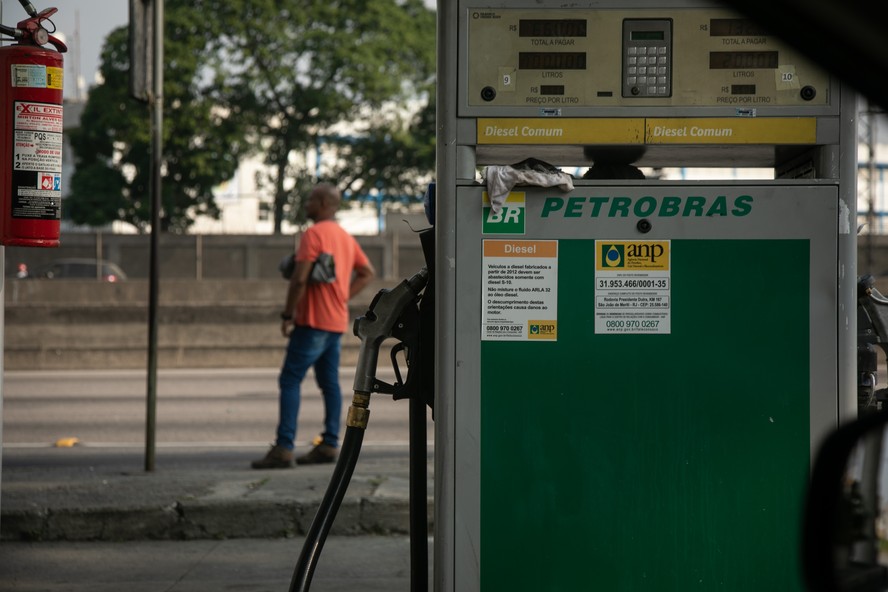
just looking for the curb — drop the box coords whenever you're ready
[1,496,431,542]
[1,468,433,542]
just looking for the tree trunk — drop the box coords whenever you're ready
[272,156,288,235]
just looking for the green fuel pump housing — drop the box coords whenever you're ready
[435,1,857,591]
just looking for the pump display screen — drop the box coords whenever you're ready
[518,52,587,70]
[631,30,665,41]
[709,51,778,69]
[519,19,587,37]
[709,18,770,36]
[464,7,831,109]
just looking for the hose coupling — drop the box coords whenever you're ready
[347,392,372,429]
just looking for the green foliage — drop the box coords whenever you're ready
[200,0,436,232]
[68,0,436,233]
[68,3,249,232]
[332,94,437,204]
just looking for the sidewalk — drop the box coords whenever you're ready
[0,535,431,592]
[1,444,432,542]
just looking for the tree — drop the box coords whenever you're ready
[200,0,436,232]
[67,2,249,232]
[332,94,437,204]
[68,0,436,233]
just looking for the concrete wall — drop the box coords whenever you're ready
[3,225,432,371]
[5,226,429,282]
[7,230,888,371]
[4,278,402,370]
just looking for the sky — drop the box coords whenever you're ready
[1,0,435,102]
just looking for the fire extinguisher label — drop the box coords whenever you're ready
[14,101,63,133]
[14,129,63,170]
[10,64,63,90]
[10,101,62,220]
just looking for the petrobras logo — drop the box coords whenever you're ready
[540,194,753,218]
[596,241,669,271]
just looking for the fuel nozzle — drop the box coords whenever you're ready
[857,275,888,413]
[405,267,429,294]
[352,267,428,398]
[859,343,878,412]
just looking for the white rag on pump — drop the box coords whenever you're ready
[484,165,574,214]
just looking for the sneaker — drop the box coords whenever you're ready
[251,445,294,469]
[296,443,338,465]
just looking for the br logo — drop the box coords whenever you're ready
[602,244,624,268]
[486,207,521,225]
[482,192,525,234]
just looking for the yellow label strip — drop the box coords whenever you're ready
[477,117,817,145]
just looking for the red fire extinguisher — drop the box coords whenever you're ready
[0,1,67,247]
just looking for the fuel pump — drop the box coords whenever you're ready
[0,0,66,248]
[435,1,856,590]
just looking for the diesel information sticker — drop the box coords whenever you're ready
[483,239,558,341]
[595,240,671,335]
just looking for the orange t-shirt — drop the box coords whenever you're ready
[295,220,370,333]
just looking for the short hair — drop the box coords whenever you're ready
[313,183,341,207]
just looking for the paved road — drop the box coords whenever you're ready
[2,367,432,450]
[0,368,436,591]
[0,536,434,592]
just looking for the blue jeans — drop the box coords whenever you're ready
[275,326,343,450]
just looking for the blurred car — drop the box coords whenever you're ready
[33,258,128,282]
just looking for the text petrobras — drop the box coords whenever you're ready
[540,194,753,218]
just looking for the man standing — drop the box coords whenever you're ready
[252,184,375,469]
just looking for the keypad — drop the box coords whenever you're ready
[625,44,669,96]
[622,18,672,99]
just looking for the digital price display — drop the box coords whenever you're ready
[519,19,587,37]
[709,51,778,69]
[518,52,587,70]
[709,18,770,36]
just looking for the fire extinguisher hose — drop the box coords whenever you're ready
[289,394,370,592]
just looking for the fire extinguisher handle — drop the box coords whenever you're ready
[6,5,67,52]
[46,33,66,52]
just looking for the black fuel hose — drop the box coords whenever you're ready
[289,422,365,592]
[290,270,429,592]
[409,394,428,592]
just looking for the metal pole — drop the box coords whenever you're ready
[95,231,102,280]
[145,0,163,472]
[392,231,399,280]
[195,234,202,280]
